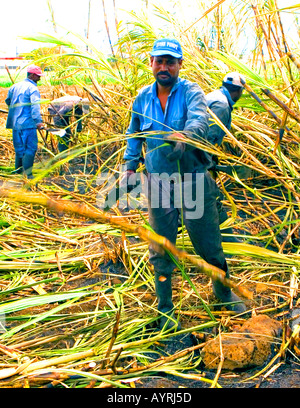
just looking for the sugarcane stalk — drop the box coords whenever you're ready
[101,306,121,370]
[274,0,295,83]
[262,88,300,125]
[240,78,300,142]
[0,186,252,299]
[5,65,14,85]
[4,321,217,380]
[110,347,123,374]
[182,0,226,33]
[101,0,123,81]
[242,81,280,124]
[273,113,288,154]
[0,357,35,380]
[287,51,300,71]
[251,2,293,95]
[5,340,210,388]
[20,349,96,375]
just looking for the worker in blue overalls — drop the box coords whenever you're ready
[5,65,44,178]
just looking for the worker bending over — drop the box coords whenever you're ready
[48,95,89,152]
[206,72,245,242]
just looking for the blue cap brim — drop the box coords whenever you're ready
[150,50,182,59]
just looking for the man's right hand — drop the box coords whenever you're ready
[119,170,136,192]
[37,123,45,130]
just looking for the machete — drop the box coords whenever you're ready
[42,128,66,152]
[45,128,66,138]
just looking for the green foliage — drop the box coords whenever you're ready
[21,45,82,71]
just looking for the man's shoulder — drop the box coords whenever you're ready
[132,83,154,107]
[206,89,228,107]
[23,78,39,91]
[178,77,201,90]
[175,78,205,101]
[8,80,23,90]
[136,83,154,97]
[13,79,37,92]
[6,80,24,95]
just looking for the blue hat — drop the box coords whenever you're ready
[150,38,183,59]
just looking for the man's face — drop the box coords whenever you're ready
[150,55,182,87]
[29,73,41,83]
[232,87,243,102]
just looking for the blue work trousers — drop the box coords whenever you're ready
[148,171,228,276]
[12,128,38,158]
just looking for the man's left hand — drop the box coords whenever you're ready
[164,132,186,143]
[164,132,186,161]
[166,142,185,161]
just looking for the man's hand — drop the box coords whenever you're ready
[164,132,186,161]
[119,169,136,192]
[37,123,45,130]
[166,142,185,161]
[164,132,186,143]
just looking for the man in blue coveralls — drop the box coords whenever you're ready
[206,72,245,242]
[206,72,244,147]
[5,65,44,178]
[121,39,246,331]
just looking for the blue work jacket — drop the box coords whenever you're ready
[205,86,235,146]
[124,77,210,175]
[5,78,42,130]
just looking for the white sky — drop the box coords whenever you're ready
[1,0,299,56]
[1,0,141,56]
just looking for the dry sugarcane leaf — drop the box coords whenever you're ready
[23,276,47,295]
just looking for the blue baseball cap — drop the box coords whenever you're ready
[150,38,183,59]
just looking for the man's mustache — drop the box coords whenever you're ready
[157,71,171,77]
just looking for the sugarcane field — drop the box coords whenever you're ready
[0,0,300,392]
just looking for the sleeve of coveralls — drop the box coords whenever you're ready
[30,89,43,126]
[207,101,230,146]
[123,97,145,171]
[182,83,209,150]
[5,89,12,107]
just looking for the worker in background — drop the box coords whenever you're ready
[206,72,245,242]
[48,95,90,152]
[121,39,246,331]
[5,65,44,178]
